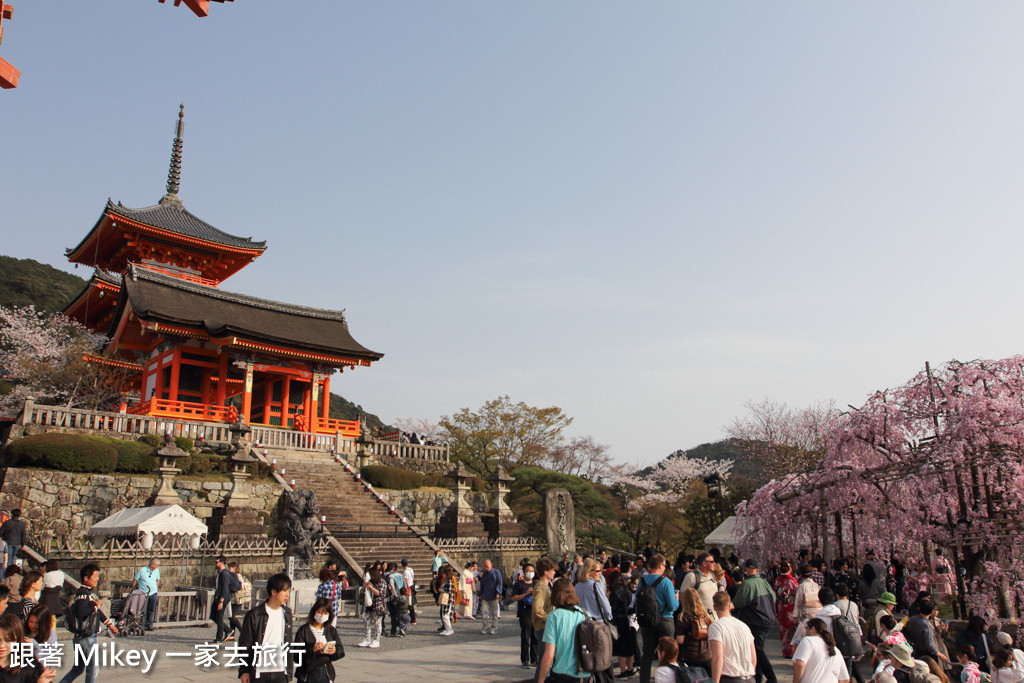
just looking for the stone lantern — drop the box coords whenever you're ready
[153,433,188,506]
[228,417,252,450]
[434,462,486,538]
[486,465,524,538]
[227,444,257,507]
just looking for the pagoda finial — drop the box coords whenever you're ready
[161,103,185,205]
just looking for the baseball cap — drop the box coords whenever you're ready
[997,632,1013,647]
[743,559,758,569]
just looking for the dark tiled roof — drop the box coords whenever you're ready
[94,269,122,286]
[106,198,266,251]
[118,266,383,362]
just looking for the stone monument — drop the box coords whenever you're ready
[544,488,576,557]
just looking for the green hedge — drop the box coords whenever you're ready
[136,434,193,453]
[361,465,425,490]
[7,433,119,473]
[114,440,158,473]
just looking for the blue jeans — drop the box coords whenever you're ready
[145,593,159,629]
[59,634,97,683]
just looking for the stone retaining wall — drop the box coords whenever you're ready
[380,489,491,532]
[0,467,283,542]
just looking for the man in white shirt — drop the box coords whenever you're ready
[708,591,756,683]
[238,573,294,683]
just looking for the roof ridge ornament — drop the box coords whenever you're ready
[160,103,185,206]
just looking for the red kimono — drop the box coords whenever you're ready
[773,572,800,658]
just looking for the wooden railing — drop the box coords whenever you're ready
[128,397,234,423]
[316,417,360,438]
[108,584,214,629]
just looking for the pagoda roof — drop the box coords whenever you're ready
[66,198,266,258]
[114,266,383,364]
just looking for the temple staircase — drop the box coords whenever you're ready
[261,449,438,584]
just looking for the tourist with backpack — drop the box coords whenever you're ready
[676,588,713,673]
[60,563,118,683]
[732,559,778,683]
[636,554,680,683]
[792,617,850,683]
[655,636,711,683]
[537,578,588,683]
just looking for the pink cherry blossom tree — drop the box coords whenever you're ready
[0,305,113,415]
[613,452,733,551]
[736,357,1024,619]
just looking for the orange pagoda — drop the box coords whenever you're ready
[64,105,383,437]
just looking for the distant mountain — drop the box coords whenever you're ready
[0,255,86,312]
[327,393,393,435]
[1,254,394,433]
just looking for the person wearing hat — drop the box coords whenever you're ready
[733,559,778,683]
[870,592,898,645]
[996,631,1024,672]
[882,642,921,682]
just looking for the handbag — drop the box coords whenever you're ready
[593,582,618,640]
[363,586,373,608]
[440,591,450,606]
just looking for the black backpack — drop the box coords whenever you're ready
[669,662,713,683]
[832,603,864,658]
[636,575,667,629]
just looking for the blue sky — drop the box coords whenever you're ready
[5,2,1024,466]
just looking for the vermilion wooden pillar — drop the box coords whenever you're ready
[168,348,181,402]
[309,374,320,433]
[281,377,291,428]
[241,363,253,423]
[321,375,331,421]
[215,354,228,407]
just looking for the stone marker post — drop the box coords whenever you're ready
[544,488,576,557]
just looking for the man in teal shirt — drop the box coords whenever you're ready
[132,558,160,630]
[431,549,450,575]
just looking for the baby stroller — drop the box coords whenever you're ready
[111,589,148,637]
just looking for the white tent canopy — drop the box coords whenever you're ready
[704,515,740,550]
[88,505,207,539]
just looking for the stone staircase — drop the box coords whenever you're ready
[268,450,438,585]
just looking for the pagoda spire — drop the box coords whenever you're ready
[161,103,185,205]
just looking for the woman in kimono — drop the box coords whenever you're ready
[773,560,800,658]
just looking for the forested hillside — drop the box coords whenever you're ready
[0,256,86,311]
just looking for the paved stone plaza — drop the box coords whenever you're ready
[44,616,797,682]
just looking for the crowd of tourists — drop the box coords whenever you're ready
[1,535,1021,683]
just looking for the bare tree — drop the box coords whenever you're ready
[726,397,837,478]
[544,435,618,482]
